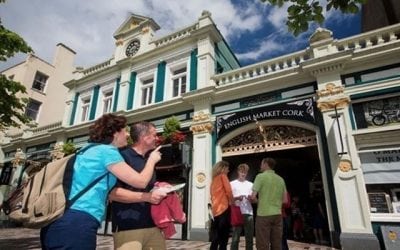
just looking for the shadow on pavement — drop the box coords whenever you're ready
[0,237,42,249]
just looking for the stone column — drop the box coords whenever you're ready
[186,93,214,241]
[117,68,131,111]
[316,81,380,249]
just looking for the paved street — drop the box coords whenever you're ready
[0,228,337,249]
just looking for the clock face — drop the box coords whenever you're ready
[125,39,140,57]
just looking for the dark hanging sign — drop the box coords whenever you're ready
[216,98,316,139]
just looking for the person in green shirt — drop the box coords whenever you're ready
[251,157,288,250]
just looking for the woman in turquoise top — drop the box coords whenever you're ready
[40,114,163,250]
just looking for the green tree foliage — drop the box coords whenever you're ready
[261,0,367,36]
[0,3,33,130]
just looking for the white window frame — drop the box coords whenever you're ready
[79,96,91,123]
[102,91,113,114]
[25,98,42,122]
[32,71,48,93]
[171,66,187,98]
[81,98,90,122]
[140,77,154,106]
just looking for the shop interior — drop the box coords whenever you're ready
[224,146,331,245]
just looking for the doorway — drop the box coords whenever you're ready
[223,146,331,245]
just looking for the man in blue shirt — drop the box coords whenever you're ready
[110,121,167,250]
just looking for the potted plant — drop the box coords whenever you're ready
[157,116,186,145]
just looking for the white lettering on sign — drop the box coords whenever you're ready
[222,109,306,131]
[223,115,253,130]
[282,110,304,116]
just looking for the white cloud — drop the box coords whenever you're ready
[267,5,289,30]
[0,0,265,69]
[236,39,282,61]
[0,0,360,71]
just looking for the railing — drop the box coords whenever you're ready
[335,23,400,53]
[81,58,112,77]
[8,121,63,140]
[213,50,310,86]
[9,132,23,140]
[30,121,62,136]
[213,23,400,87]
[153,24,198,48]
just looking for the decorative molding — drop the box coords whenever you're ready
[115,38,124,46]
[190,111,213,134]
[11,148,25,168]
[193,111,210,122]
[141,27,150,34]
[339,159,352,172]
[221,125,316,156]
[310,63,344,76]
[316,83,344,97]
[316,83,350,112]
[195,171,206,188]
[130,21,140,29]
[317,97,350,112]
[190,122,213,134]
[50,142,65,161]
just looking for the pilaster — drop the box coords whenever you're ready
[186,95,214,240]
[196,36,215,88]
[117,68,131,111]
[316,74,380,248]
[62,92,75,127]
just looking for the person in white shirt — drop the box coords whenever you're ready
[230,163,254,250]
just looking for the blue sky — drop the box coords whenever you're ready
[0,0,361,71]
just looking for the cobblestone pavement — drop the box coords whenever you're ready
[0,228,337,250]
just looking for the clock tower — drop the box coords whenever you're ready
[113,14,160,62]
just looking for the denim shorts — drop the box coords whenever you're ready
[40,209,100,250]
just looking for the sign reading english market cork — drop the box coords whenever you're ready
[216,98,316,139]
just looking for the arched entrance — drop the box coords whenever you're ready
[219,123,331,245]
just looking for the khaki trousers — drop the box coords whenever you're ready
[113,227,166,250]
[255,215,282,250]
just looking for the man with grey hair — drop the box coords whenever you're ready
[110,121,167,250]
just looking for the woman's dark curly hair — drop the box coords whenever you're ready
[88,114,127,144]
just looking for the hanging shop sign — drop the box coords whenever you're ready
[216,98,316,139]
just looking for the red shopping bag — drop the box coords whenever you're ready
[230,205,243,226]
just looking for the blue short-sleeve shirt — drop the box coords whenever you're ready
[69,144,124,222]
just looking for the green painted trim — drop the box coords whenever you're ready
[212,131,216,166]
[127,72,137,110]
[348,104,356,130]
[218,36,241,67]
[351,86,400,99]
[347,74,400,86]
[155,61,166,103]
[69,92,79,125]
[342,62,400,86]
[112,77,120,112]
[315,109,341,233]
[89,85,99,120]
[214,41,240,74]
[212,82,316,114]
[190,49,198,91]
